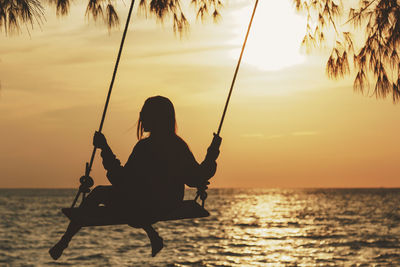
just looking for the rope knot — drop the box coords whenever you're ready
[195,181,210,208]
[79,175,94,194]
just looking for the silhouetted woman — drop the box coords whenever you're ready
[49,96,221,259]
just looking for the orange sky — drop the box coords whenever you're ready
[0,0,399,188]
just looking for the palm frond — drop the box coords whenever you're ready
[106,3,119,29]
[2,0,224,35]
[0,0,44,34]
[85,0,105,21]
[296,0,400,103]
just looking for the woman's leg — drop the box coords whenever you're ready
[49,186,112,260]
[142,225,164,257]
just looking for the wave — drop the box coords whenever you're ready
[70,253,105,261]
[234,223,260,228]
[294,234,346,240]
[374,253,400,260]
[329,240,400,249]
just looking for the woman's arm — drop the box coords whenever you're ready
[93,131,125,186]
[183,151,216,188]
[183,134,222,187]
[100,145,125,185]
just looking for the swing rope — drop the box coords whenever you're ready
[217,0,259,135]
[71,0,136,208]
[195,0,259,207]
[70,0,259,209]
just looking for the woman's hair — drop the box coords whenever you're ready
[137,96,177,139]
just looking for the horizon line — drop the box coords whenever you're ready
[1,187,399,190]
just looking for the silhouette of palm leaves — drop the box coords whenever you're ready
[295,0,400,103]
[0,0,222,34]
[84,0,222,32]
[0,0,44,34]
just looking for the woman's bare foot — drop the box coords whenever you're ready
[151,235,164,257]
[49,239,68,260]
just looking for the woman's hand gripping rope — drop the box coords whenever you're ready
[196,133,222,207]
[93,131,108,150]
[205,133,222,163]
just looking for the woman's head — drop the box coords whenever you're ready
[137,96,177,139]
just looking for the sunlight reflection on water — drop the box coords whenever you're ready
[1,188,400,266]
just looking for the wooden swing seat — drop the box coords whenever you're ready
[62,200,209,227]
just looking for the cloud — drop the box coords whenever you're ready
[0,43,44,55]
[240,132,319,139]
[291,131,319,136]
[134,44,239,59]
[266,134,284,139]
[52,53,107,65]
[241,133,265,138]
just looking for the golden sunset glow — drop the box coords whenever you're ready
[229,0,306,71]
[1,0,400,189]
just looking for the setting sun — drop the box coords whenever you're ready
[228,0,306,71]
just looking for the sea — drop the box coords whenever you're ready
[0,188,400,266]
